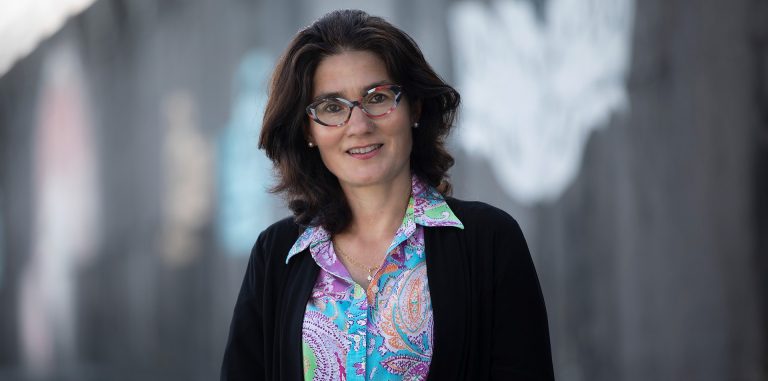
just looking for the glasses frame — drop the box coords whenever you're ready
[306,84,403,127]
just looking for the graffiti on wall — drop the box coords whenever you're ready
[161,90,214,267]
[19,39,100,376]
[0,0,97,76]
[217,51,277,257]
[448,0,634,204]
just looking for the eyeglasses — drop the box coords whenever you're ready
[306,84,403,127]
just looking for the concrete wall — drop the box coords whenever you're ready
[0,0,765,379]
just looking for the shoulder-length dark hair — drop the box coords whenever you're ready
[259,9,460,234]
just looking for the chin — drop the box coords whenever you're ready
[340,174,385,187]
[341,168,410,189]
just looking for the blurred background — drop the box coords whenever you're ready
[0,0,766,380]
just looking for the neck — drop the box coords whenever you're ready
[338,171,412,241]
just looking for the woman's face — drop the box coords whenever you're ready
[308,50,416,190]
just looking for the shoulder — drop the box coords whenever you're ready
[441,197,534,280]
[441,197,529,257]
[260,215,302,241]
[444,197,522,234]
[251,216,303,264]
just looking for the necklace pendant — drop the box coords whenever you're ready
[367,275,373,281]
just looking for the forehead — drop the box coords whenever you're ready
[312,50,392,97]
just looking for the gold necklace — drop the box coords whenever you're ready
[333,240,381,281]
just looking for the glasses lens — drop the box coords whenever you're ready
[362,87,398,116]
[314,99,349,126]
[309,86,401,126]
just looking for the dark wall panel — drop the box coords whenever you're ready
[0,0,764,380]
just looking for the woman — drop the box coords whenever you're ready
[221,9,554,381]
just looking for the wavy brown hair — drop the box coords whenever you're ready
[259,9,460,233]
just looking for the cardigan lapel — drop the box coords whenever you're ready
[279,249,319,381]
[424,224,469,380]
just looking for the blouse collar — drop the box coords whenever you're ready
[286,175,463,263]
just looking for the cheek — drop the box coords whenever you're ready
[390,125,414,160]
[397,118,414,147]
[311,128,343,168]
[309,123,333,146]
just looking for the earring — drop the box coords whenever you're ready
[308,142,315,148]
[412,122,419,129]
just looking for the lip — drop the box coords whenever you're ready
[346,143,383,160]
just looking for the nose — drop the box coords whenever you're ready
[345,104,374,135]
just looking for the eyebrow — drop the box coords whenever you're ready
[311,80,393,102]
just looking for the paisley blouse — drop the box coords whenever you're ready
[285,176,464,381]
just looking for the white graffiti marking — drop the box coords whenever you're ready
[449,0,634,203]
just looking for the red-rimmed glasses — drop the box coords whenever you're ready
[306,84,403,127]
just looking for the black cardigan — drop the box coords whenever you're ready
[221,198,555,380]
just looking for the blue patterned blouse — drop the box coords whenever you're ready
[286,175,464,380]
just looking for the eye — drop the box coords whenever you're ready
[367,92,390,104]
[320,101,344,114]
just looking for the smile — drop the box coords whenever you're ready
[347,144,382,155]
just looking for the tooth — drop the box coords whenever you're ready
[350,145,379,154]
